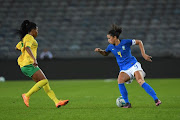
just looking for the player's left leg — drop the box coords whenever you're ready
[43,83,59,104]
[43,83,69,108]
[134,71,161,106]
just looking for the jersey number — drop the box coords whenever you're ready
[117,51,122,57]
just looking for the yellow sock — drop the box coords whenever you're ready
[43,83,59,104]
[26,79,48,97]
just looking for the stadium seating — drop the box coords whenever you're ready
[0,0,179,59]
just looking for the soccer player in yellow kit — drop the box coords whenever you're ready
[16,20,69,108]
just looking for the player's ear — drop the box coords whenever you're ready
[114,36,117,39]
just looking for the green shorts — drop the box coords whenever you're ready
[21,64,40,77]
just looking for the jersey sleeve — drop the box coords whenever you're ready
[124,39,136,46]
[105,44,111,52]
[16,41,22,50]
[24,35,33,48]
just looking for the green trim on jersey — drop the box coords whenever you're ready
[21,42,23,47]
[21,64,40,77]
[20,42,23,55]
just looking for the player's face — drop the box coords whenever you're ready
[33,27,38,38]
[107,34,115,44]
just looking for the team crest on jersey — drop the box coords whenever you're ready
[122,46,125,50]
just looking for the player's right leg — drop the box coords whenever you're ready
[118,72,132,108]
[22,69,48,107]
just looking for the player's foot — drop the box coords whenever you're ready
[56,100,69,108]
[122,103,132,108]
[22,93,29,107]
[155,99,162,106]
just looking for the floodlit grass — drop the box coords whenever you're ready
[0,79,180,120]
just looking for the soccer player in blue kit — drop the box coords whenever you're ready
[94,24,161,108]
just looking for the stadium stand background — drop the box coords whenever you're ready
[0,0,179,80]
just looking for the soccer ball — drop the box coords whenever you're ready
[0,76,5,82]
[116,96,126,107]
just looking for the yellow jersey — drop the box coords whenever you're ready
[16,34,38,68]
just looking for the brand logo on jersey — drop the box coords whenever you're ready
[122,46,125,50]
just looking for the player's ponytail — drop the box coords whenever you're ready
[16,20,37,40]
[108,24,122,38]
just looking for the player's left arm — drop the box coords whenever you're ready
[135,40,152,62]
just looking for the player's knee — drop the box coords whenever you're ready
[137,79,144,86]
[40,79,48,85]
[45,79,48,84]
[118,78,126,84]
[43,80,50,92]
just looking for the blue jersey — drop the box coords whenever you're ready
[105,39,137,71]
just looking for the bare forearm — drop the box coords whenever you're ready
[98,50,109,56]
[136,40,152,62]
[94,48,109,56]
[137,40,146,57]
[25,47,36,61]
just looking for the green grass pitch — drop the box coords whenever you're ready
[0,79,180,120]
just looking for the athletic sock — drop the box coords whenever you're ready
[118,83,129,103]
[26,79,48,97]
[43,83,59,104]
[142,82,158,100]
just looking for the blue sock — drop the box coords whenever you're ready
[142,82,158,100]
[118,83,129,103]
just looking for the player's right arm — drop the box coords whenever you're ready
[24,36,38,66]
[25,47,38,66]
[94,48,110,56]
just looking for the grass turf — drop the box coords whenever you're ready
[0,79,180,120]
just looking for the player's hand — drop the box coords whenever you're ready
[94,48,101,52]
[143,54,152,62]
[33,60,38,67]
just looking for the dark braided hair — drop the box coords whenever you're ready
[108,24,122,38]
[17,20,37,40]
